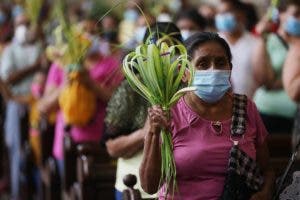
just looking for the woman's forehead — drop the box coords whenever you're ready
[193,41,227,58]
[218,2,234,13]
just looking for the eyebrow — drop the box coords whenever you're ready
[193,55,227,64]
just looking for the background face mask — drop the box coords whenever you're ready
[181,30,197,40]
[192,70,231,103]
[124,9,139,22]
[215,13,237,32]
[0,11,6,25]
[284,16,300,36]
[135,26,146,43]
[157,13,172,22]
[14,25,27,44]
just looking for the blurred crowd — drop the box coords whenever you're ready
[0,0,300,199]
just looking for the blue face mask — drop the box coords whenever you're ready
[284,16,300,37]
[12,5,24,19]
[215,13,237,32]
[192,70,231,103]
[124,9,139,22]
[0,11,6,25]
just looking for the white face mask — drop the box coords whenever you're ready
[181,30,197,40]
[14,25,27,44]
[157,13,172,22]
[135,26,146,43]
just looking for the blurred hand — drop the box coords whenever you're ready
[40,53,49,70]
[255,15,273,35]
[33,53,49,71]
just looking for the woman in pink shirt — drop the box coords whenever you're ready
[140,32,274,200]
[38,46,123,177]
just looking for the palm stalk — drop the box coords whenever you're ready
[55,0,91,66]
[123,37,195,197]
[24,0,44,26]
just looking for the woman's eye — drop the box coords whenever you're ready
[215,58,228,68]
[198,61,209,68]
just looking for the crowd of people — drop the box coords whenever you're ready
[0,0,300,199]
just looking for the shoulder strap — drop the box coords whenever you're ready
[275,33,289,50]
[230,94,247,136]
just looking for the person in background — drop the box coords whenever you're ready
[11,0,24,20]
[0,13,44,199]
[80,17,102,56]
[98,15,120,55]
[25,70,47,199]
[118,0,143,46]
[0,3,13,53]
[126,13,155,49]
[216,0,258,98]
[38,25,123,181]
[252,0,299,134]
[28,71,47,167]
[104,22,182,200]
[139,32,274,200]
[282,0,300,151]
[175,9,206,40]
[0,4,12,189]
[156,6,172,23]
[68,2,84,24]
[198,3,217,31]
[243,2,259,33]
[101,14,119,33]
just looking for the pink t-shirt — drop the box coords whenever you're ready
[46,56,123,160]
[159,96,268,200]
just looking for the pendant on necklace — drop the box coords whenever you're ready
[211,121,222,135]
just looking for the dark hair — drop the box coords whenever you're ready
[143,22,183,44]
[243,2,258,32]
[184,32,232,65]
[279,0,300,11]
[175,9,206,30]
[220,0,247,13]
[101,30,118,43]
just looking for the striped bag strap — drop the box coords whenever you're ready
[230,94,248,137]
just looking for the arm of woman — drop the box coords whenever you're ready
[106,119,149,158]
[283,43,300,102]
[104,80,148,158]
[252,37,275,88]
[140,106,170,194]
[0,78,12,102]
[37,62,66,114]
[37,85,63,114]
[250,139,275,200]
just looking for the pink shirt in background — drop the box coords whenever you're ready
[46,56,123,160]
[159,96,268,200]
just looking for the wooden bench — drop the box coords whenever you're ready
[268,133,293,176]
[122,174,142,200]
[63,131,116,200]
[39,117,61,200]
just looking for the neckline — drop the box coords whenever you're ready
[181,95,232,124]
